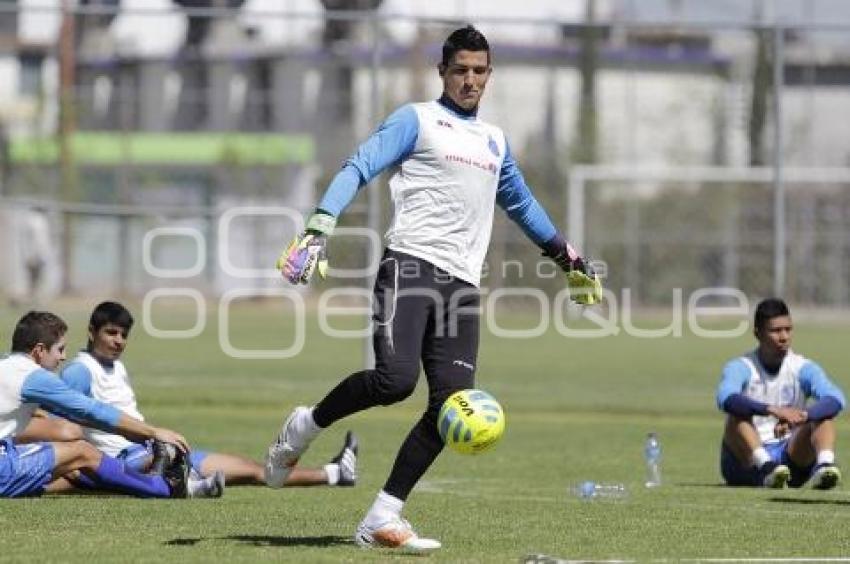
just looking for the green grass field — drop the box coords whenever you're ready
[1,300,849,563]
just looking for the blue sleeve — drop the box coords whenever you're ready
[806,396,842,421]
[21,369,122,428]
[722,394,769,417]
[799,360,846,408]
[496,141,557,245]
[317,104,419,217]
[59,362,93,397]
[716,359,752,409]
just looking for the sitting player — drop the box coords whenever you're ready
[717,298,844,489]
[0,310,216,498]
[60,301,358,487]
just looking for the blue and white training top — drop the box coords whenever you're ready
[716,349,846,444]
[0,353,121,441]
[318,99,557,287]
[61,352,142,457]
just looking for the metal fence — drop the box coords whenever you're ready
[568,166,850,307]
[1,3,850,307]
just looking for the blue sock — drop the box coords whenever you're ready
[86,455,171,498]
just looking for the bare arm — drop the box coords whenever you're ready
[767,405,808,426]
[111,414,189,453]
[22,369,190,452]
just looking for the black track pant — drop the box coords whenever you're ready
[312,249,480,500]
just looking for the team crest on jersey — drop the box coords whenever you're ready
[487,135,500,157]
[437,119,454,129]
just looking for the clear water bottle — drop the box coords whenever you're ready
[572,480,628,499]
[644,432,662,488]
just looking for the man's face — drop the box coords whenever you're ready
[756,315,792,359]
[33,336,67,371]
[89,323,129,361]
[440,49,491,111]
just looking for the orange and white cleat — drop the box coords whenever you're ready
[355,517,441,553]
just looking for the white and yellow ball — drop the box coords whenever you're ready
[438,389,505,455]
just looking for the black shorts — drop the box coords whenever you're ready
[372,248,480,405]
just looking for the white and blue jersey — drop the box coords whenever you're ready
[0,353,123,497]
[318,99,557,287]
[61,352,142,457]
[0,353,122,442]
[716,349,846,444]
[61,353,208,473]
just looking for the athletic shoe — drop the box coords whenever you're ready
[163,450,190,498]
[188,470,226,498]
[810,463,841,490]
[758,461,790,488]
[331,431,358,487]
[265,406,314,488]
[149,440,178,475]
[355,517,441,552]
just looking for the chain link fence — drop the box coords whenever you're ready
[569,167,850,308]
[1,3,849,307]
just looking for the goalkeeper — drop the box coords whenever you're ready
[266,25,601,552]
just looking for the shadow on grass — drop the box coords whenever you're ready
[768,497,850,506]
[165,535,350,547]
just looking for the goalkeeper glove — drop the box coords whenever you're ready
[541,233,603,306]
[565,260,602,306]
[276,211,336,285]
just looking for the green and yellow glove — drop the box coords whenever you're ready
[276,212,336,285]
[541,233,603,306]
[565,260,602,306]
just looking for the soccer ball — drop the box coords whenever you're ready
[438,389,505,455]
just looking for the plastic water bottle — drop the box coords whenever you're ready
[644,432,662,488]
[572,480,628,499]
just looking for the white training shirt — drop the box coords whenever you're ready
[716,349,845,444]
[737,351,807,443]
[0,355,41,440]
[383,102,505,285]
[318,99,558,287]
[62,352,142,456]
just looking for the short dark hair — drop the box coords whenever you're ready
[754,298,790,332]
[11,311,68,353]
[89,301,134,333]
[441,25,490,67]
